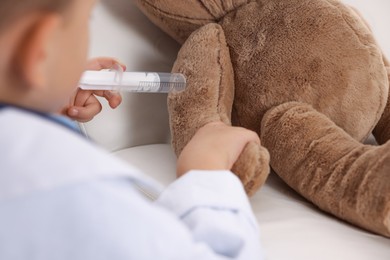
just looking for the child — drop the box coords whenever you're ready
[0,0,264,259]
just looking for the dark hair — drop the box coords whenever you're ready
[0,0,71,31]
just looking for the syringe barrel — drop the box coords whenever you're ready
[79,71,186,93]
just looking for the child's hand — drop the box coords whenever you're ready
[176,122,260,177]
[62,57,126,123]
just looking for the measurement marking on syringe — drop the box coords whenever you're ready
[139,81,186,91]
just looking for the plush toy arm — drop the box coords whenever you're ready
[373,66,390,145]
[168,23,270,195]
[135,0,249,43]
[168,24,235,153]
[261,102,390,237]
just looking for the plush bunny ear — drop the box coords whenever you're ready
[135,0,249,44]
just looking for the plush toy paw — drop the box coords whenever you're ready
[232,142,270,196]
[168,23,270,195]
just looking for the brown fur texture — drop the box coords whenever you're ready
[136,0,390,236]
[168,24,271,195]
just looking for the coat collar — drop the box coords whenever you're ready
[0,103,81,135]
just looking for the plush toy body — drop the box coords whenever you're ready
[136,0,390,237]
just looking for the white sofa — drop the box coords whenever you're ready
[83,0,390,259]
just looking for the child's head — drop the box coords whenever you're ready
[0,0,96,113]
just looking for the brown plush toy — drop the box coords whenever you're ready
[135,0,390,237]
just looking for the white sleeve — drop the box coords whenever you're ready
[155,170,263,259]
[0,171,264,260]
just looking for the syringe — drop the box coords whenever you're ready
[79,65,186,93]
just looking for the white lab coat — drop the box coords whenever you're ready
[0,107,264,260]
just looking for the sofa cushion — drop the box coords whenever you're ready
[114,144,390,260]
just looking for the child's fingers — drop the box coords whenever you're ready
[67,95,102,122]
[91,90,122,109]
[86,57,127,71]
[200,122,260,147]
[176,122,262,177]
[232,126,261,146]
[204,123,261,165]
[104,91,122,108]
[68,89,121,121]
[67,104,102,123]
[73,89,93,107]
